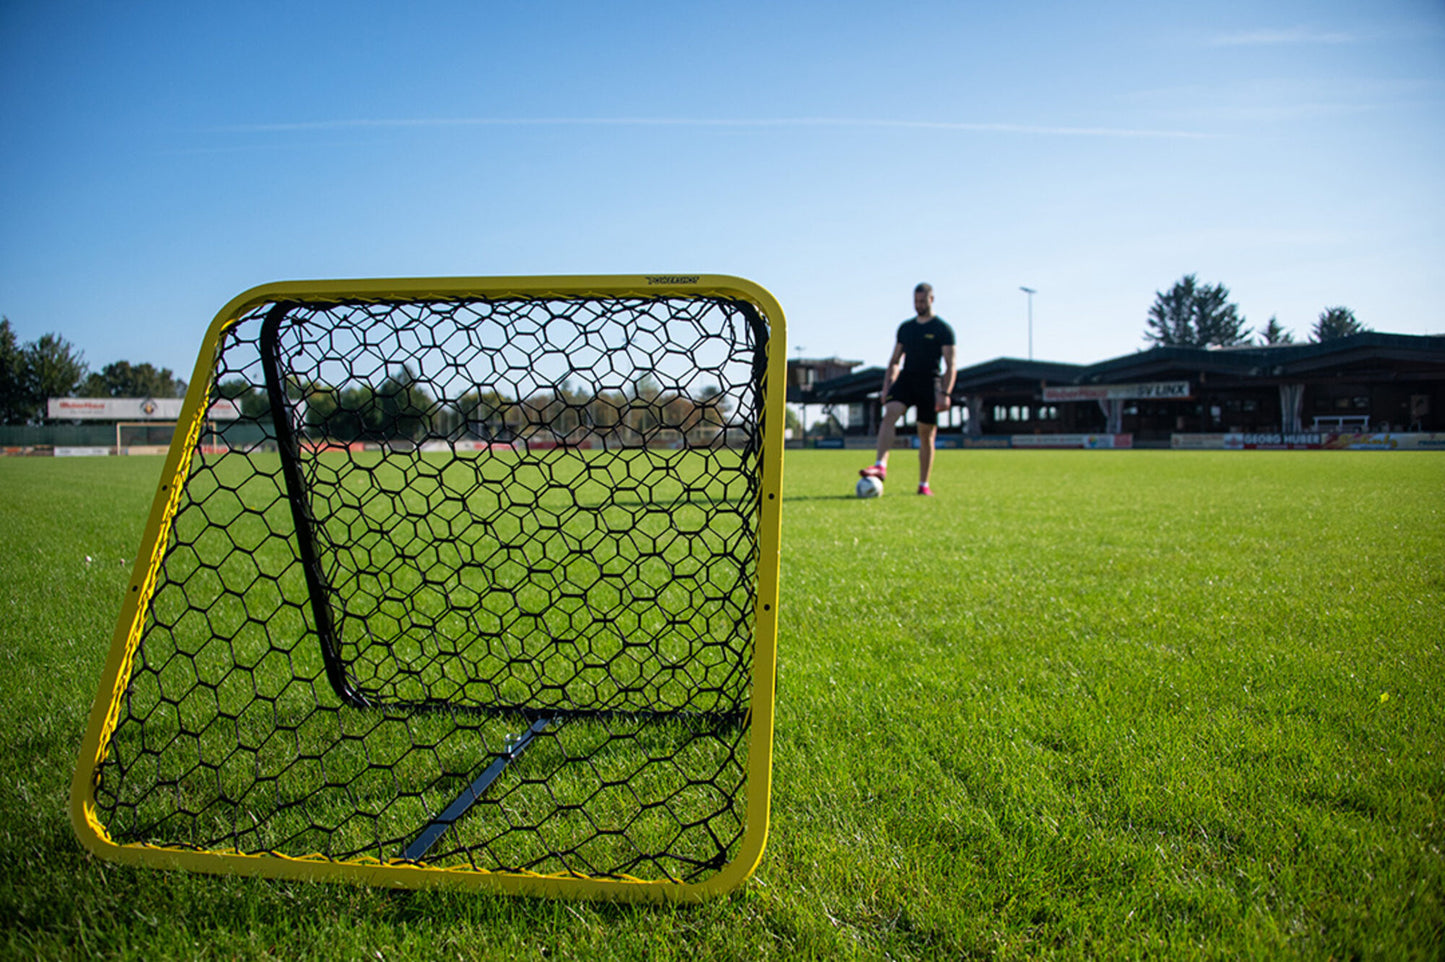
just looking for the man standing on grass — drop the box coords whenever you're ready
[859,282,956,496]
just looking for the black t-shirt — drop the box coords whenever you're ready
[896,317,955,378]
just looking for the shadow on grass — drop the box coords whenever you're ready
[23,836,734,958]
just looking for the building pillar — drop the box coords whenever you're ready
[1097,398,1123,434]
[1279,383,1305,433]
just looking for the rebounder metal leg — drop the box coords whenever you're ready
[403,717,557,862]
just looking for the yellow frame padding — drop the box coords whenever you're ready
[69,274,786,902]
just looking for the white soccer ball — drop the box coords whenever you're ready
[856,476,884,499]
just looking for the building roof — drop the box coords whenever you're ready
[955,358,1087,393]
[1078,333,1445,385]
[796,332,1445,404]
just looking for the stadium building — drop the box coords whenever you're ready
[788,332,1445,449]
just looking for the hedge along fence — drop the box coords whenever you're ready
[1,422,276,453]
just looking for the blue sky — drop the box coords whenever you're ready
[2,0,1442,384]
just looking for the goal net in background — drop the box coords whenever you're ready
[71,275,786,901]
[115,421,176,455]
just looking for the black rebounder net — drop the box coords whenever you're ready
[87,286,776,886]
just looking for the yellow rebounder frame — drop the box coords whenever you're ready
[70,275,785,901]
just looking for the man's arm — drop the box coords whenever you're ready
[881,342,905,398]
[936,345,956,411]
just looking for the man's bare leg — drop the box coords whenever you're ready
[862,401,907,479]
[874,400,905,463]
[917,422,937,493]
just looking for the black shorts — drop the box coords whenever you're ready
[886,375,942,426]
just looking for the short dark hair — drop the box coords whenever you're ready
[914,282,933,295]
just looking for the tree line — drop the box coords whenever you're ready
[218,368,734,444]
[3,312,732,443]
[0,277,1381,427]
[1144,274,1369,348]
[0,318,185,425]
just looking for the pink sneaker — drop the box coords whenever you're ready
[918,483,934,496]
[859,464,887,481]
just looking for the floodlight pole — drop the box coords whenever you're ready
[794,345,807,441]
[1019,287,1037,361]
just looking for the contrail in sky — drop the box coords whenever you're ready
[214,116,1213,140]
[1209,27,1357,46]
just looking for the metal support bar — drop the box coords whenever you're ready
[402,717,556,862]
[259,302,369,709]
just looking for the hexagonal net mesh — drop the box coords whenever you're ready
[87,287,776,886]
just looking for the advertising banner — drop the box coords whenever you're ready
[1171,433,1229,450]
[1323,433,1445,451]
[907,434,1008,449]
[1183,432,1444,450]
[1043,381,1191,402]
[1011,434,1133,449]
[909,435,971,449]
[47,397,240,420]
[1223,433,1325,450]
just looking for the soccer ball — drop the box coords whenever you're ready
[855,476,883,499]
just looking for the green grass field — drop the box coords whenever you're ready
[2,449,1442,959]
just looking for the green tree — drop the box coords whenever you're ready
[518,383,589,440]
[217,378,271,420]
[1312,307,1368,342]
[303,383,343,439]
[586,389,628,439]
[695,384,732,430]
[323,384,374,441]
[376,365,434,441]
[1145,274,1248,348]
[459,388,516,440]
[0,318,26,425]
[1258,316,1294,345]
[24,332,89,420]
[80,360,185,398]
[627,373,664,438]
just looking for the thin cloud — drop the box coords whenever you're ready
[212,116,1213,140]
[1210,26,1358,46]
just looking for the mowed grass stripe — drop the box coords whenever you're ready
[90,446,764,879]
[1,450,1441,959]
[775,450,1443,957]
